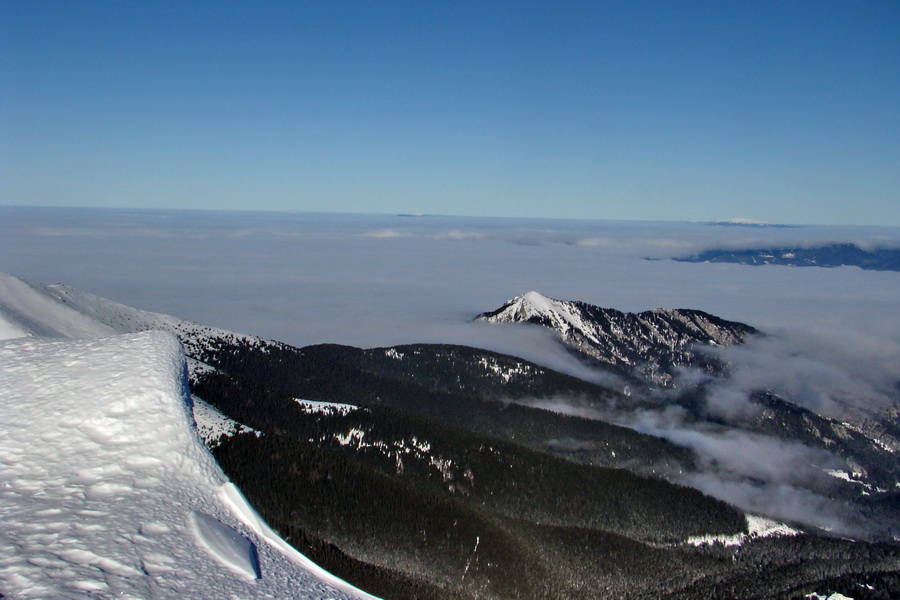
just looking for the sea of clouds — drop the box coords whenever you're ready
[3,206,899,536]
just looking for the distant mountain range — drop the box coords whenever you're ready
[704,219,797,228]
[675,243,900,271]
[2,272,899,600]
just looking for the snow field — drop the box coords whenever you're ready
[0,331,378,599]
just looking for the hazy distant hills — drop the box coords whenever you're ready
[675,243,900,271]
[3,272,899,600]
[704,219,798,228]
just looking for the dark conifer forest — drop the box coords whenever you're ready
[189,336,900,599]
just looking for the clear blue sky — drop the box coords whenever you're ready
[2,1,898,225]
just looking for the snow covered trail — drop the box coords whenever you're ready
[0,331,378,599]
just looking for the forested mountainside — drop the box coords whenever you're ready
[191,337,900,600]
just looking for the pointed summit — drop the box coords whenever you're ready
[480,291,560,321]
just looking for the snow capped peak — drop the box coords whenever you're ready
[477,292,756,386]
[0,271,276,379]
[520,290,553,307]
[486,291,572,320]
[721,218,772,225]
[497,291,562,320]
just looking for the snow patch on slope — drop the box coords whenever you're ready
[193,396,260,448]
[296,399,361,416]
[686,514,800,547]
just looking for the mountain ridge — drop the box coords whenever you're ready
[675,243,900,271]
[476,291,758,386]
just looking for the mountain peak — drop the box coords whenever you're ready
[496,291,559,319]
[477,292,757,386]
[481,291,579,321]
[520,290,552,305]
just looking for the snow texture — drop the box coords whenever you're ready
[0,331,378,599]
[191,510,260,580]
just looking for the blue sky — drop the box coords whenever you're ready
[3,1,898,225]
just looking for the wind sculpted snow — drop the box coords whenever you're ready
[0,331,378,599]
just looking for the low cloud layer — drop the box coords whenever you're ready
[4,207,898,350]
[519,395,874,537]
[705,330,900,422]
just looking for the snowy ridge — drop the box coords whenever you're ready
[36,280,267,361]
[476,291,756,385]
[0,273,117,339]
[0,272,275,375]
[0,331,377,599]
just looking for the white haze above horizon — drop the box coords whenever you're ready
[3,206,899,537]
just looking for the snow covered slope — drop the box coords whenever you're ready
[0,330,377,599]
[477,291,757,385]
[0,273,117,339]
[0,272,270,375]
[0,271,266,452]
